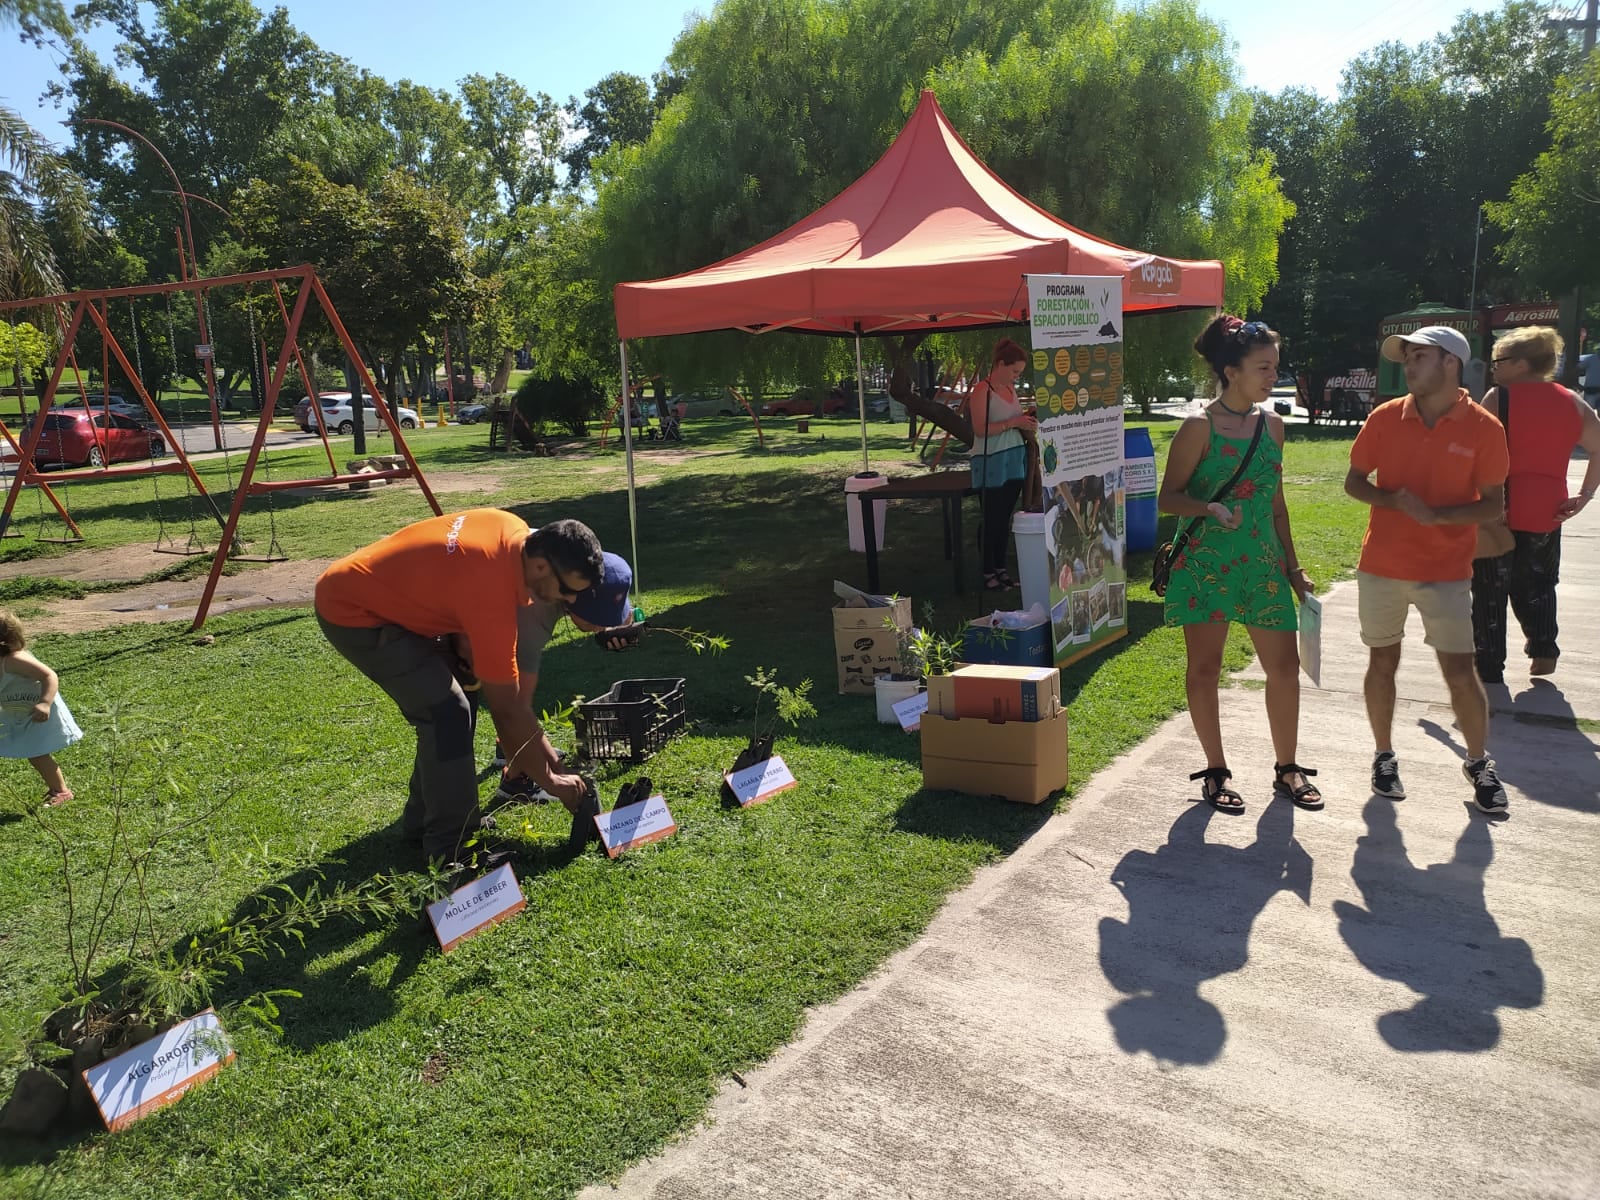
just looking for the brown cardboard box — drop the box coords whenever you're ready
[927,664,1061,722]
[833,596,913,695]
[920,707,1069,805]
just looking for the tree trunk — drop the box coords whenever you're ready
[491,349,513,396]
[886,332,972,446]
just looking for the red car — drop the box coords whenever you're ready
[34,409,166,468]
[761,390,854,418]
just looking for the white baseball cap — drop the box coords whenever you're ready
[1381,325,1472,369]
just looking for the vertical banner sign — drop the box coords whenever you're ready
[1026,275,1128,668]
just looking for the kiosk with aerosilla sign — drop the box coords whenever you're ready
[1373,300,1566,404]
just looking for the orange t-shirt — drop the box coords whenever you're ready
[1350,390,1508,583]
[315,509,531,685]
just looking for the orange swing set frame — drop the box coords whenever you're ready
[0,264,443,629]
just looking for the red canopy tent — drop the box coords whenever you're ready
[615,90,1223,339]
[611,89,1225,583]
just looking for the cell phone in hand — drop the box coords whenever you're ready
[593,622,645,650]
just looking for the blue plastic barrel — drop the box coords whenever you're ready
[1123,426,1158,553]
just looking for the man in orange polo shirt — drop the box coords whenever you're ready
[315,510,603,866]
[1345,326,1510,813]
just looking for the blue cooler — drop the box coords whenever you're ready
[1123,426,1158,553]
[959,619,1051,668]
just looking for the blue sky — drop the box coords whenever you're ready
[2,0,1505,150]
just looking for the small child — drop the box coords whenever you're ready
[0,610,83,806]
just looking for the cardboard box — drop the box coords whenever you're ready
[833,596,913,696]
[958,619,1051,668]
[920,707,1069,805]
[927,664,1061,722]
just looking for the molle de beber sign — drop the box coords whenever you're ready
[1025,275,1129,668]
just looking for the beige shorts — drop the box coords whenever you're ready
[1356,571,1474,655]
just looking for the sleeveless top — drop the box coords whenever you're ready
[1501,382,1582,533]
[1162,409,1296,631]
[969,379,1028,488]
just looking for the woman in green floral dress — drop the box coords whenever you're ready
[1158,316,1320,812]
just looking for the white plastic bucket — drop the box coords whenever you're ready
[1011,510,1052,616]
[874,676,923,724]
[844,471,887,553]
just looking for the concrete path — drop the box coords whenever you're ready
[585,465,1600,1200]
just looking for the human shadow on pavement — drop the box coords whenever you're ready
[1099,797,1311,1065]
[1418,712,1597,815]
[1333,797,1543,1052]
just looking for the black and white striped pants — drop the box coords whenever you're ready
[1471,529,1562,678]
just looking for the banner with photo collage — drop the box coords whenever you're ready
[1025,275,1128,667]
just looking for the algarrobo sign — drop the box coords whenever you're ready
[82,1009,234,1132]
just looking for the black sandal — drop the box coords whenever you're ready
[1273,762,1323,810]
[983,572,1007,591]
[1190,767,1244,813]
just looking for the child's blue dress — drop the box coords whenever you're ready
[0,659,83,759]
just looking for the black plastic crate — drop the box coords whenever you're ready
[572,677,687,763]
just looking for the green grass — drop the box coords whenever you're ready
[0,413,1367,1198]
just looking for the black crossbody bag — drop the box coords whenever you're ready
[1151,414,1265,598]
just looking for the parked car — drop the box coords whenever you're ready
[295,392,419,434]
[670,392,740,419]
[56,392,147,421]
[456,403,490,424]
[35,410,165,468]
[761,390,853,418]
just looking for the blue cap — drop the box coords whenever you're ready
[567,551,632,627]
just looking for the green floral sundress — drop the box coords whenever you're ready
[1163,415,1297,630]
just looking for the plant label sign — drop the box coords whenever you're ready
[724,754,797,807]
[892,690,929,732]
[426,862,527,953]
[82,1009,234,1132]
[594,793,677,857]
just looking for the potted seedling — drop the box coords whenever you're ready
[873,602,960,723]
[727,666,817,779]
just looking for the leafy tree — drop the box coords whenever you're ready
[0,0,90,300]
[1487,52,1600,296]
[233,160,482,401]
[0,318,51,399]
[563,72,657,187]
[584,0,1287,424]
[383,80,492,217]
[1251,1,1581,405]
[55,0,339,277]
[459,73,564,270]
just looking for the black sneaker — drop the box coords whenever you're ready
[1372,751,1406,799]
[1463,756,1509,814]
[494,772,555,804]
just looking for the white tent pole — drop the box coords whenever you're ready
[618,340,641,598]
[855,331,869,472]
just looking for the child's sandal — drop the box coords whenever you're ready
[1273,763,1323,810]
[1189,767,1243,813]
[42,789,73,808]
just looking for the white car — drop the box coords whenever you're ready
[297,392,419,434]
